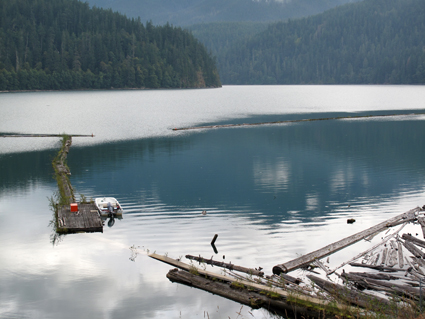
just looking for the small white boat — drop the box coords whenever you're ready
[95,197,123,217]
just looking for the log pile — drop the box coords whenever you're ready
[150,206,425,318]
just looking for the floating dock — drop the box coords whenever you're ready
[57,203,103,233]
[51,134,105,234]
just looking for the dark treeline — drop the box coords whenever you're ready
[218,0,425,84]
[0,0,221,91]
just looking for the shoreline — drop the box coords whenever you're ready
[0,85,222,94]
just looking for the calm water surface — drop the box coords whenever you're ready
[1,86,425,319]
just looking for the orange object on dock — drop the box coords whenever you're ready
[70,203,78,212]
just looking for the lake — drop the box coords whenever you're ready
[1,85,425,319]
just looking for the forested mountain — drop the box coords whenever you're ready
[218,0,425,84]
[0,0,221,91]
[188,22,269,59]
[87,0,361,26]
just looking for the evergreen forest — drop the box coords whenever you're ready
[0,0,221,91]
[217,0,425,84]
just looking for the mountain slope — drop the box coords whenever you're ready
[0,0,221,90]
[87,0,360,26]
[218,0,425,84]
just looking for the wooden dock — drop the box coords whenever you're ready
[57,203,103,233]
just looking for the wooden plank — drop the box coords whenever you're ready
[185,254,264,276]
[273,207,420,274]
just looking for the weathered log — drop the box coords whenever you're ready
[173,113,425,131]
[402,240,425,259]
[308,274,393,312]
[402,234,425,249]
[167,268,334,318]
[405,257,425,276]
[386,248,397,267]
[381,247,388,265]
[276,273,302,285]
[349,262,402,272]
[329,222,408,274]
[412,256,425,270]
[185,254,264,276]
[348,272,399,281]
[372,253,380,265]
[342,273,421,299]
[150,253,356,313]
[398,241,404,268]
[273,208,420,274]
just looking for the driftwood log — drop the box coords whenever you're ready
[349,262,402,272]
[167,268,331,318]
[402,234,425,249]
[342,272,421,300]
[308,274,393,312]
[402,240,425,259]
[273,207,420,274]
[149,253,360,315]
[185,254,264,276]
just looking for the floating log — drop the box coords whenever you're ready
[349,262,402,272]
[275,273,302,285]
[328,222,408,274]
[402,240,425,259]
[342,272,421,299]
[347,272,399,281]
[381,247,388,265]
[386,248,397,267]
[167,268,326,318]
[149,253,354,313]
[398,241,404,268]
[185,254,264,276]
[273,208,420,274]
[402,233,425,249]
[308,274,393,312]
[412,256,425,269]
[172,113,425,132]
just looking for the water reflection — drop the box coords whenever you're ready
[1,110,425,319]
[62,115,425,225]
